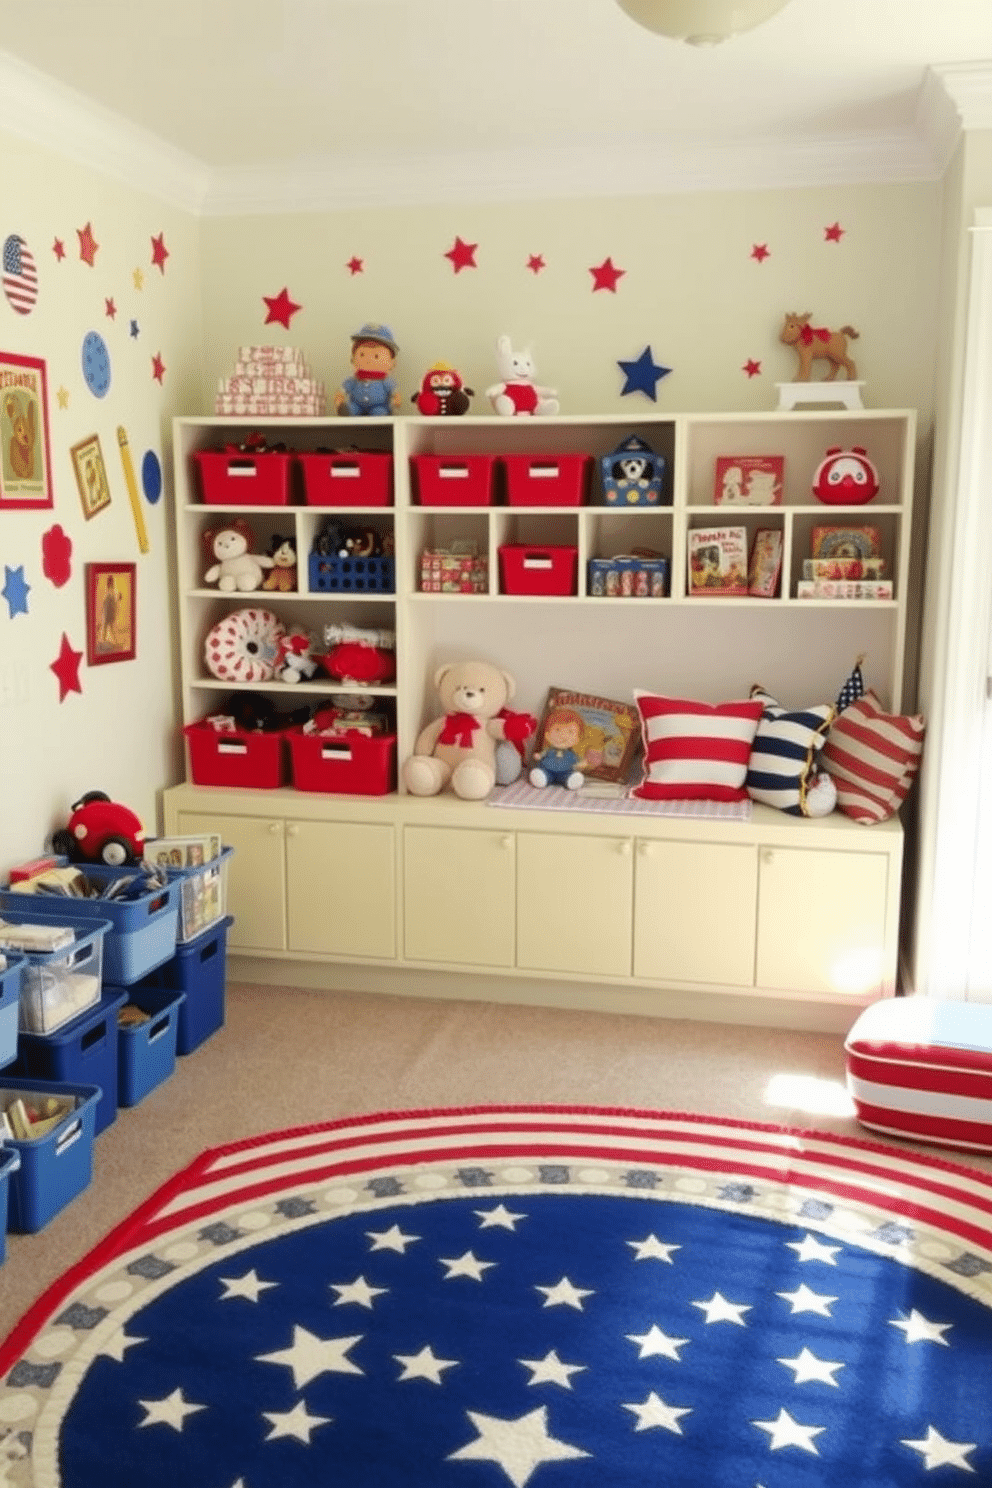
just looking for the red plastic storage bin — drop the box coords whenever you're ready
[411,454,497,506]
[499,545,578,596]
[288,728,396,794]
[193,448,293,505]
[504,454,591,506]
[184,720,287,789]
[298,451,393,507]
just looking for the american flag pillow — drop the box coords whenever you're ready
[745,688,835,815]
[822,691,925,823]
[632,692,763,801]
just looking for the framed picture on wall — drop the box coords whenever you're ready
[70,433,113,520]
[0,351,53,509]
[86,561,137,665]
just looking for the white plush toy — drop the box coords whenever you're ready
[203,521,274,593]
[485,334,559,417]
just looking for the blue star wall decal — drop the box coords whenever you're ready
[618,346,671,401]
[2,565,30,618]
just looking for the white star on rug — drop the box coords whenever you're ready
[776,1283,838,1316]
[901,1426,977,1471]
[475,1204,527,1230]
[692,1291,751,1325]
[786,1234,841,1265]
[777,1347,844,1386]
[255,1327,364,1387]
[218,1269,277,1302]
[440,1250,497,1281]
[627,1234,681,1263]
[262,1400,331,1444]
[753,1407,825,1454]
[448,1406,590,1487]
[890,1309,953,1345]
[626,1324,690,1360]
[622,1391,693,1433]
[519,1350,587,1388]
[98,1329,147,1362]
[366,1224,420,1253]
[394,1345,460,1383]
[330,1275,388,1308]
[137,1388,205,1431]
[535,1277,594,1309]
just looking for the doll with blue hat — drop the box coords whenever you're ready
[335,323,402,416]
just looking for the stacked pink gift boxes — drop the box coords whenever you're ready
[215,345,326,416]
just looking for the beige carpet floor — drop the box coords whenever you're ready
[3,980,991,1347]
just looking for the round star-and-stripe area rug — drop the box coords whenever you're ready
[1,1105,991,1487]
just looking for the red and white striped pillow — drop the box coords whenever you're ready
[632,693,764,801]
[822,691,925,823]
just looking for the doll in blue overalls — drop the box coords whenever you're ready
[529,706,586,791]
[334,323,402,416]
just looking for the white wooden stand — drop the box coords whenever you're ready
[777,381,865,411]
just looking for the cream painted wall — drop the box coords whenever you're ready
[0,131,201,878]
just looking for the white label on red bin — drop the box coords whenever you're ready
[226,463,259,477]
[331,465,360,477]
[529,465,560,478]
[439,466,469,478]
[321,745,354,762]
[523,556,553,569]
[218,741,248,756]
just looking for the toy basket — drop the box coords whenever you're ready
[165,847,233,945]
[0,1077,102,1232]
[15,988,128,1136]
[116,987,186,1107]
[288,727,396,795]
[308,554,395,593]
[0,907,109,1035]
[193,448,293,505]
[498,545,578,596]
[504,454,591,506]
[298,450,393,506]
[411,454,497,506]
[0,952,24,1069]
[184,718,289,789]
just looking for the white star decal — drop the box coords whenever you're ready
[753,1407,825,1455]
[890,1309,952,1345]
[218,1268,277,1302]
[137,1388,206,1431]
[622,1391,693,1434]
[776,1283,838,1316]
[263,1400,331,1444]
[777,1347,844,1386]
[440,1250,497,1281]
[519,1349,587,1389]
[255,1326,364,1387]
[394,1345,460,1383]
[901,1425,977,1472]
[626,1324,690,1360]
[448,1406,590,1487]
[626,1234,681,1263]
[535,1276,594,1310]
[330,1275,388,1308]
[98,1328,147,1362]
[691,1291,751,1326]
[786,1233,841,1265]
[475,1203,527,1230]
[366,1223,420,1253]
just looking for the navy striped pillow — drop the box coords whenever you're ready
[746,688,834,815]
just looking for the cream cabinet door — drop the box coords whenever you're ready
[286,819,396,959]
[633,838,758,987]
[176,810,286,953]
[756,846,890,996]
[403,826,515,967]
[516,831,633,977]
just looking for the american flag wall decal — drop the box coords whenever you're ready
[2,233,38,315]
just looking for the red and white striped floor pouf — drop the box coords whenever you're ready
[845,997,992,1153]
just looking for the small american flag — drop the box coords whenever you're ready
[836,654,866,713]
[2,234,38,315]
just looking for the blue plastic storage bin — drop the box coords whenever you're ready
[0,908,108,1035]
[0,867,179,986]
[116,987,185,1107]
[163,849,233,946]
[0,1077,101,1232]
[15,989,128,1136]
[0,952,25,1068]
[145,916,232,1054]
[0,1147,20,1263]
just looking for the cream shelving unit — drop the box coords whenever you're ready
[164,409,916,1031]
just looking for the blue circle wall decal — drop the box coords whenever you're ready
[81,331,111,397]
[142,449,163,504]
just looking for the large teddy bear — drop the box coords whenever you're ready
[403,660,528,800]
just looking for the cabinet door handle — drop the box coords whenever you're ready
[616,840,632,856]
[267,822,282,837]
[500,836,513,850]
[638,841,653,857]
[761,848,773,865]
[287,824,300,839]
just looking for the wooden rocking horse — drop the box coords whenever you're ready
[779,312,859,382]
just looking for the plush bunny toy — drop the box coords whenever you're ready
[485,334,559,417]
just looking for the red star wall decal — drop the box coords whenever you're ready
[52,238,65,261]
[151,352,166,383]
[742,359,762,378]
[526,254,546,274]
[751,243,770,262]
[824,222,845,242]
[151,232,169,273]
[444,236,478,273]
[105,298,117,319]
[263,286,302,327]
[51,632,83,702]
[77,222,99,266]
[346,256,364,275]
[589,256,625,293]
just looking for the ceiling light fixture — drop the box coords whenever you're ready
[615,0,791,45]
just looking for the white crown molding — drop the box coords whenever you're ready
[918,62,992,177]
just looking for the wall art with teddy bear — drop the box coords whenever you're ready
[0,352,52,508]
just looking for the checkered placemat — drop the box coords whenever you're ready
[488,780,752,820]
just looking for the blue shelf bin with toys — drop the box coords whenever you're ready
[15,988,128,1136]
[115,987,186,1107]
[0,1077,102,1233]
[0,909,109,1037]
[0,1147,20,1264]
[0,952,25,1069]
[142,915,233,1055]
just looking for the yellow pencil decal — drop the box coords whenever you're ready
[117,424,150,554]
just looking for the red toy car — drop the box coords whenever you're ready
[51,791,146,867]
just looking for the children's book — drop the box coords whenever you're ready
[747,528,783,598]
[687,527,749,596]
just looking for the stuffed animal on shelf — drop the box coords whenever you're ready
[262,533,298,591]
[276,628,320,684]
[402,659,520,800]
[485,334,559,417]
[493,706,539,786]
[779,312,859,382]
[411,361,474,416]
[529,703,587,790]
[322,622,396,685]
[203,519,274,592]
[334,322,402,416]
